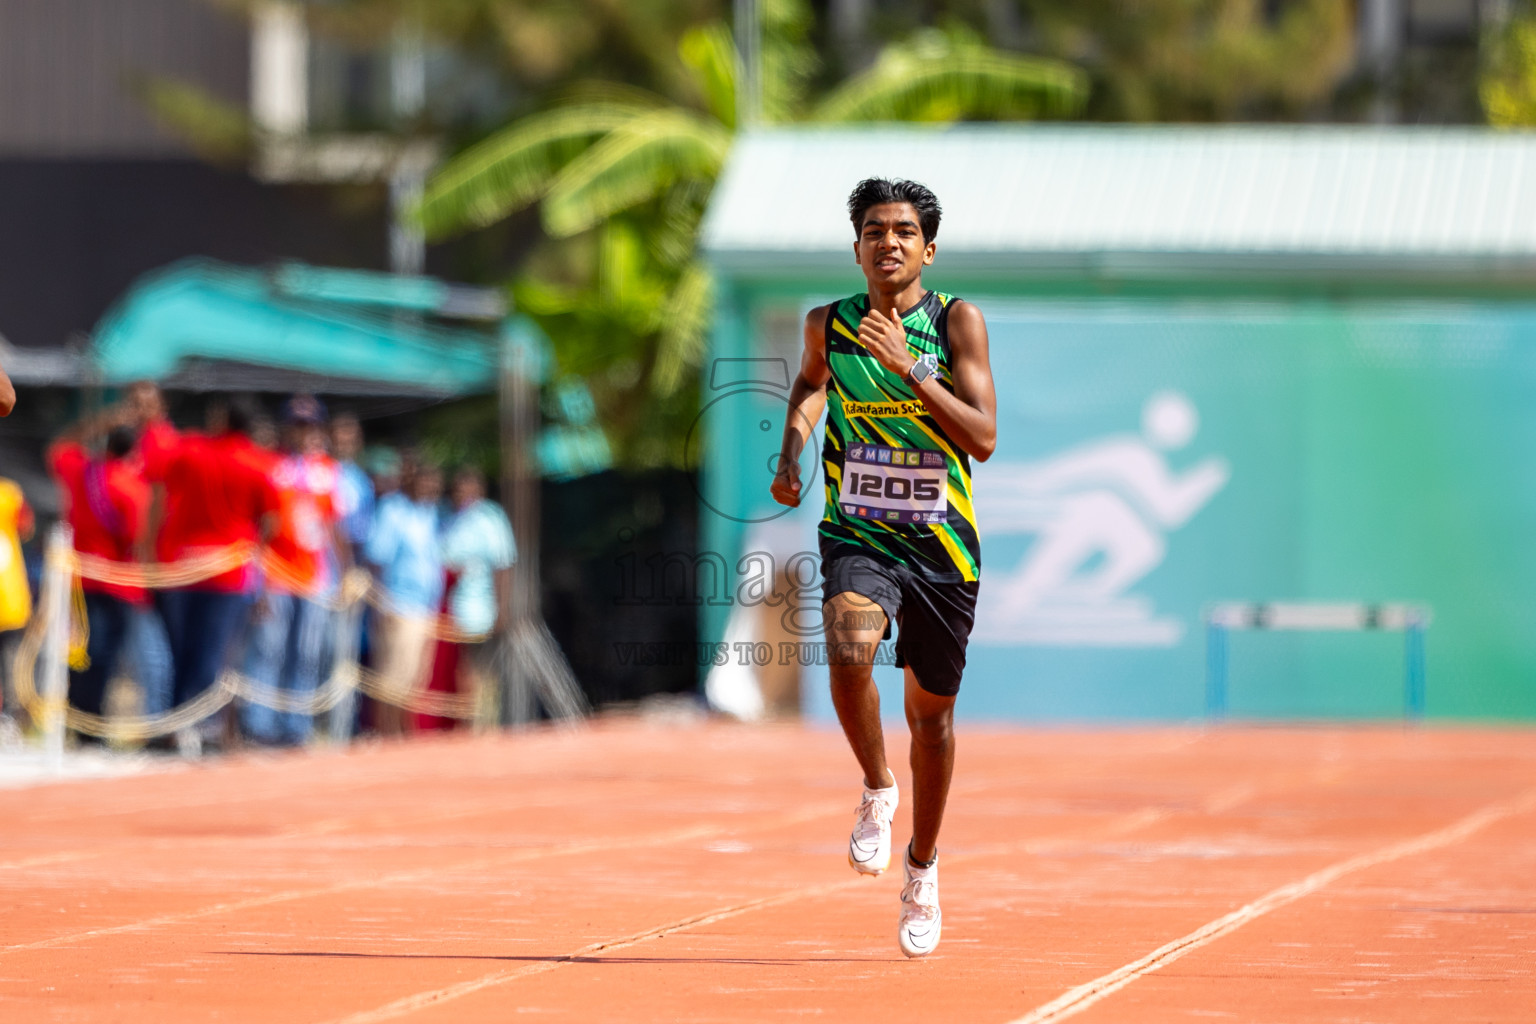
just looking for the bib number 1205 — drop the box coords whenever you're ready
[839,443,947,525]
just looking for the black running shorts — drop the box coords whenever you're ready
[819,545,980,698]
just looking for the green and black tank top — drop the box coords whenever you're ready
[819,290,981,583]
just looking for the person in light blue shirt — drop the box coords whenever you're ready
[364,462,443,734]
[441,468,516,638]
[330,412,375,555]
[366,465,444,616]
[431,467,516,726]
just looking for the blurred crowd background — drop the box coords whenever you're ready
[3,0,1535,745]
[1,379,519,752]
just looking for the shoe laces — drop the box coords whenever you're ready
[901,876,939,922]
[853,790,895,844]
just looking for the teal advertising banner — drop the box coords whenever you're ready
[706,293,1536,722]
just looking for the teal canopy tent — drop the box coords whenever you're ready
[92,259,504,395]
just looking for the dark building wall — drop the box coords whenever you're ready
[0,1,392,350]
[0,0,248,157]
[542,471,703,706]
[0,160,388,349]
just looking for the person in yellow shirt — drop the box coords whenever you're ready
[0,477,35,718]
[0,478,32,631]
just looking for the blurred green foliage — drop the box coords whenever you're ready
[146,1,1388,472]
[1019,0,1356,121]
[1483,7,1536,127]
[418,0,1085,468]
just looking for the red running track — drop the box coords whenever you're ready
[2,720,1534,1022]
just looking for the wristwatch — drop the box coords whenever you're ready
[905,353,940,387]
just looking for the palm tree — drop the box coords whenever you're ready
[1483,9,1536,127]
[416,3,1086,466]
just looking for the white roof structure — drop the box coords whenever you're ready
[702,126,1536,279]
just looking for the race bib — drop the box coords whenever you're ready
[839,443,948,525]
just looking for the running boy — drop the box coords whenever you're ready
[771,178,997,958]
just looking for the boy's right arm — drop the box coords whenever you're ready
[770,306,832,508]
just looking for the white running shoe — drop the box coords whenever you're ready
[848,781,899,875]
[898,851,941,958]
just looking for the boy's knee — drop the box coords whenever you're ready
[829,662,874,692]
[907,707,953,746]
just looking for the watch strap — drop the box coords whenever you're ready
[906,354,936,386]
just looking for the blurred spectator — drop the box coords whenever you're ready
[442,468,516,638]
[241,395,348,747]
[365,461,444,736]
[331,411,374,558]
[151,399,278,737]
[0,476,32,632]
[0,362,14,417]
[48,420,147,736]
[124,381,178,482]
[0,475,34,716]
[418,468,516,731]
[250,413,279,452]
[120,382,176,719]
[363,446,402,502]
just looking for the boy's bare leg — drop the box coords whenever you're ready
[824,591,894,790]
[903,666,956,864]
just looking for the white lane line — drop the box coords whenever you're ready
[0,823,725,955]
[1004,787,1536,1024]
[312,803,1185,1024]
[0,800,852,956]
[0,851,101,872]
[317,879,866,1024]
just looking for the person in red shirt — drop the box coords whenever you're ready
[151,399,279,723]
[240,395,349,747]
[48,420,147,732]
[112,382,178,721]
[124,380,179,483]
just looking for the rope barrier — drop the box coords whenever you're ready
[71,543,257,590]
[67,545,483,643]
[7,541,497,741]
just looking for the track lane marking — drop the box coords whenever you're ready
[316,879,868,1024]
[0,788,721,896]
[0,851,101,871]
[0,822,737,955]
[1003,787,1536,1024]
[0,798,861,956]
[308,802,1190,1024]
[311,751,1333,1023]
[0,729,1305,967]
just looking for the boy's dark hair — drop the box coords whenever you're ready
[847,178,942,243]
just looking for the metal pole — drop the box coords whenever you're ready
[388,17,428,276]
[40,525,74,772]
[1204,619,1228,721]
[1359,0,1402,123]
[500,324,540,726]
[496,323,589,728]
[1404,615,1426,720]
[733,0,761,127]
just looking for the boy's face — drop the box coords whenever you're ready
[854,202,935,291]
